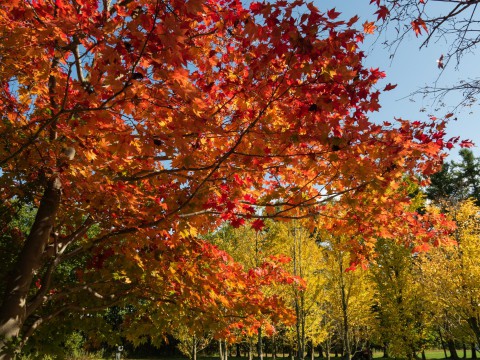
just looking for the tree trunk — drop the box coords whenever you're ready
[192,335,197,360]
[472,343,477,360]
[447,339,459,360]
[225,340,229,360]
[258,328,263,360]
[220,340,224,360]
[310,341,315,360]
[339,258,350,360]
[463,343,467,359]
[293,227,304,360]
[438,329,448,359]
[421,350,426,360]
[467,318,480,349]
[237,343,241,358]
[272,335,277,360]
[0,177,62,359]
[382,344,388,359]
[249,338,253,360]
[324,341,330,360]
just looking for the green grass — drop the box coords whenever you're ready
[123,352,475,360]
[372,349,471,360]
[115,349,477,360]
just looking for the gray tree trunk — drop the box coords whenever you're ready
[219,340,224,360]
[258,328,263,360]
[192,335,197,360]
[0,177,62,359]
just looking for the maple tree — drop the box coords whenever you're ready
[0,0,460,357]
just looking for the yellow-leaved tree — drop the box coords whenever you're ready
[316,232,375,360]
[418,199,480,356]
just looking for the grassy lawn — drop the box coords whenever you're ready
[122,351,476,360]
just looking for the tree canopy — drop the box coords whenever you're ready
[0,0,464,358]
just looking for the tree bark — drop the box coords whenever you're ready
[447,339,459,360]
[382,345,388,359]
[467,317,480,347]
[472,343,477,360]
[438,328,448,359]
[272,335,276,360]
[0,177,61,359]
[249,338,253,360]
[258,329,263,360]
[192,335,197,360]
[339,257,350,360]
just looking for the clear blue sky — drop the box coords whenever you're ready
[316,0,480,160]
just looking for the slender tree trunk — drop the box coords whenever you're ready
[472,343,477,360]
[339,257,350,360]
[192,335,197,360]
[382,344,388,359]
[438,329,448,359]
[421,350,426,360]
[249,338,253,360]
[325,341,330,360]
[258,329,264,360]
[220,340,224,360]
[237,343,241,358]
[0,177,62,359]
[463,343,467,359]
[273,335,277,360]
[310,341,315,360]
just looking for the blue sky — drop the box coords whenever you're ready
[316,0,480,160]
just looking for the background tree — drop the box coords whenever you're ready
[316,232,375,360]
[418,199,480,349]
[427,149,480,205]
[172,324,213,360]
[268,222,328,360]
[370,239,433,360]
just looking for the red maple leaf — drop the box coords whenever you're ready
[383,83,397,91]
[251,219,265,232]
